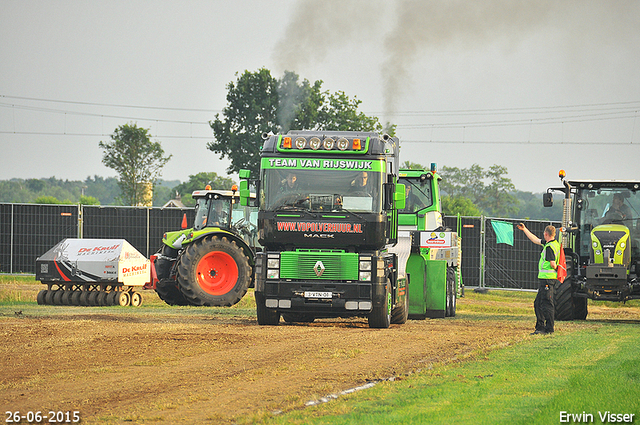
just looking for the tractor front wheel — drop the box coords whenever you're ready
[177,235,251,307]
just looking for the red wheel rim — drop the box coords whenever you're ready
[196,251,239,295]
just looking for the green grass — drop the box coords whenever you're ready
[262,324,640,425]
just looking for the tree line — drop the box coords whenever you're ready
[1,68,561,220]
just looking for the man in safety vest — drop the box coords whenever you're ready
[517,223,560,335]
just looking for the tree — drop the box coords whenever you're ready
[99,123,172,206]
[400,161,426,170]
[172,172,236,207]
[439,164,518,217]
[442,195,481,216]
[208,69,391,177]
[209,69,279,177]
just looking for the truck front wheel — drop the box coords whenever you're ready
[368,280,391,328]
[177,235,251,307]
[256,292,281,325]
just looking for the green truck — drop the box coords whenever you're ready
[239,131,461,327]
[397,167,461,319]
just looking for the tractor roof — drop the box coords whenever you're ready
[190,190,256,199]
[567,180,640,190]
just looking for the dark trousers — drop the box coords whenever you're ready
[534,280,555,333]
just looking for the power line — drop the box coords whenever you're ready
[0,94,222,113]
[0,130,213,139]
[0,102,213,127]
[2,130,637,146]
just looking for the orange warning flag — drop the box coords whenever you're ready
[557,244,567,283]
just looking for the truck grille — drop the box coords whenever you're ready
[280,250,358,280]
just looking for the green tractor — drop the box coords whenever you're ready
[151,187,259,306]
[544,170,640,320]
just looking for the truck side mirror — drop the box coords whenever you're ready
[383,183,394,210]
[239,180,250,206]
[395,183,406,210]
[543,193,553,207]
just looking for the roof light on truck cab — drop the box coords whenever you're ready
[559,169,566,178]
[323,137,335,150]
[352,138,361,150]
[338,137,349,150]
[309,137,321,150]
[295,137,306,149]
[204,185,211,190]
[282,136,292,149]
[430,163,437,173]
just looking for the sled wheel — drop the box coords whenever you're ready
[177,236,251,306]
[37,290,48,305]
[88,291,100,306]
[116,291,131,306]
[79,291,90,306]
[71,290,82,306]
[53,290,64,305]
[130,292,143,307]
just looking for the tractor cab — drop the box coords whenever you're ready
[191,188,259,248]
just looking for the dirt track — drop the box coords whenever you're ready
[1,288,638,424]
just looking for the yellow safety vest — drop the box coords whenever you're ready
[538,239,560,280]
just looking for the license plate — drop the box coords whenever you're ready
[304,291,332,299]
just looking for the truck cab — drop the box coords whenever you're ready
[242,131,407,328]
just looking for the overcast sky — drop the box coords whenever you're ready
[1,0,639,192]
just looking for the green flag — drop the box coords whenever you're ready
[491,220,514,246]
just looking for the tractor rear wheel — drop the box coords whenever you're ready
[156,278,190,306]
[177,235,251,307]
[554,279,574,320]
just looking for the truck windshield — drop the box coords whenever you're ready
[194,197,231,230]
[578,188,639,226]
[398,177,434,213]
[261,168,382,213]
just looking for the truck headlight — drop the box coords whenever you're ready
[267,254,280,280]
[359,256,372,281]
[267,269,280,279]
[359,260,371,271]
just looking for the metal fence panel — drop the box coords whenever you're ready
[0,203,79,273]
[444,216,482,287]
[148,207,194,255]
[1,204,560,284]
[484,217,560,290]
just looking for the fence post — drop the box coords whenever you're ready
[146,207,150,257]
[480,215,486,288]
[10,204,14,274]
[78,204,83,239]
